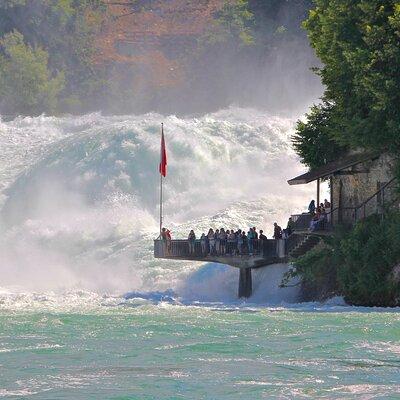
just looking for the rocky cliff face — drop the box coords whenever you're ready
[91,0,321,114]
[96,0,226,96]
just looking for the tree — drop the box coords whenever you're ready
[300,1,400,152]
[292,101,347,169]
[0,0,106,114]
[0,31,64,115]
[199,0,254,46]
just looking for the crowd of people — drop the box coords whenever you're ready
[185,220,297,257]
[158,198,331,257]
[187,227,265,256]
[308,199,331,231]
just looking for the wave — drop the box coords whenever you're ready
[0,107,316,305]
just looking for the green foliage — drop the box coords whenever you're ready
[200,0,255,47]
[0,0,105,115]
[338,213,400,306]
[249,0,313,40]
[299,0,400,153]
[0,31,64,115]
[284,245,333,282]
[292,102,347,169]
[285,214,400,307]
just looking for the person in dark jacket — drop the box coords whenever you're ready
[308,200,316,214]
[259,230,267,241]
[286,217,295,236]
[273,222,282,239]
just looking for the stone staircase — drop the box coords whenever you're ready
[289,234,321,259]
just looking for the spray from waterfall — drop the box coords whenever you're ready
[0,108,313,302]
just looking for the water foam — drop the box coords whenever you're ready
[0,108,314,307]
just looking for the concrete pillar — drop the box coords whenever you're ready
[277,239,285,258]
[238,268,252,298]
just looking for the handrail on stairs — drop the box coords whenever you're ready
[323,177,397,224]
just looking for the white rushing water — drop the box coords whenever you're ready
[0,108,315,306]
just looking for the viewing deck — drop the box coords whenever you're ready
[154,233,312,298]
[154,238,289,267]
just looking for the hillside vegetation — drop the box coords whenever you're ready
[0,0,314,116]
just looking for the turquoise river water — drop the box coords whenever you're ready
[1,299,400,399]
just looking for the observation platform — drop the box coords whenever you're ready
[154,234,307,298]
[154,212,333,298]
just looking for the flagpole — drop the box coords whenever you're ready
[159,123,164,236]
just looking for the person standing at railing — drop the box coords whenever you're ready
[165,228,172,255]
[219,228,227,255]
[225,230,230,254]
[227,230,236,255]
[215,229,220,255]
[310,209,328,231]
[308,200,316,214]
[253,227,258,253]
[208,228,215,255]
[324,199,331,208]
[237,230,244,254]
[248,228,255,255]
[324,199,331,222]
[200,233,207,256]
[259,230,267,256]
[238,229,248,254]
[236,229,243,254]
[273,223,282,239]
[286,217,295,236]
[188,230,196,255]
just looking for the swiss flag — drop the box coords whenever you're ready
[159,124,167,177]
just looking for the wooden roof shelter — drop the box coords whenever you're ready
[288,151,379,186]
[288,151,379,208]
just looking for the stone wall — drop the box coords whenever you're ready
[332,153,397,225]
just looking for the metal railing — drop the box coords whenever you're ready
[296,177,399,231]
[284,233,304,254]
[154,238,281,259]
[291,213,313,231]
[353,177,397,221]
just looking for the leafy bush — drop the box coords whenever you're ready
[0,0,105,116]
[338,213,400,306]
[0,31,64,115]
[292,101,348,169]
[282,235,341,301]
[284,213,400,306]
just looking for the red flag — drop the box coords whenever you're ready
[159,125,167,177]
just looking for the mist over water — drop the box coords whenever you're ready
[0,108,313,306]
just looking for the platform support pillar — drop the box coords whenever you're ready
[238,268,252,298]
